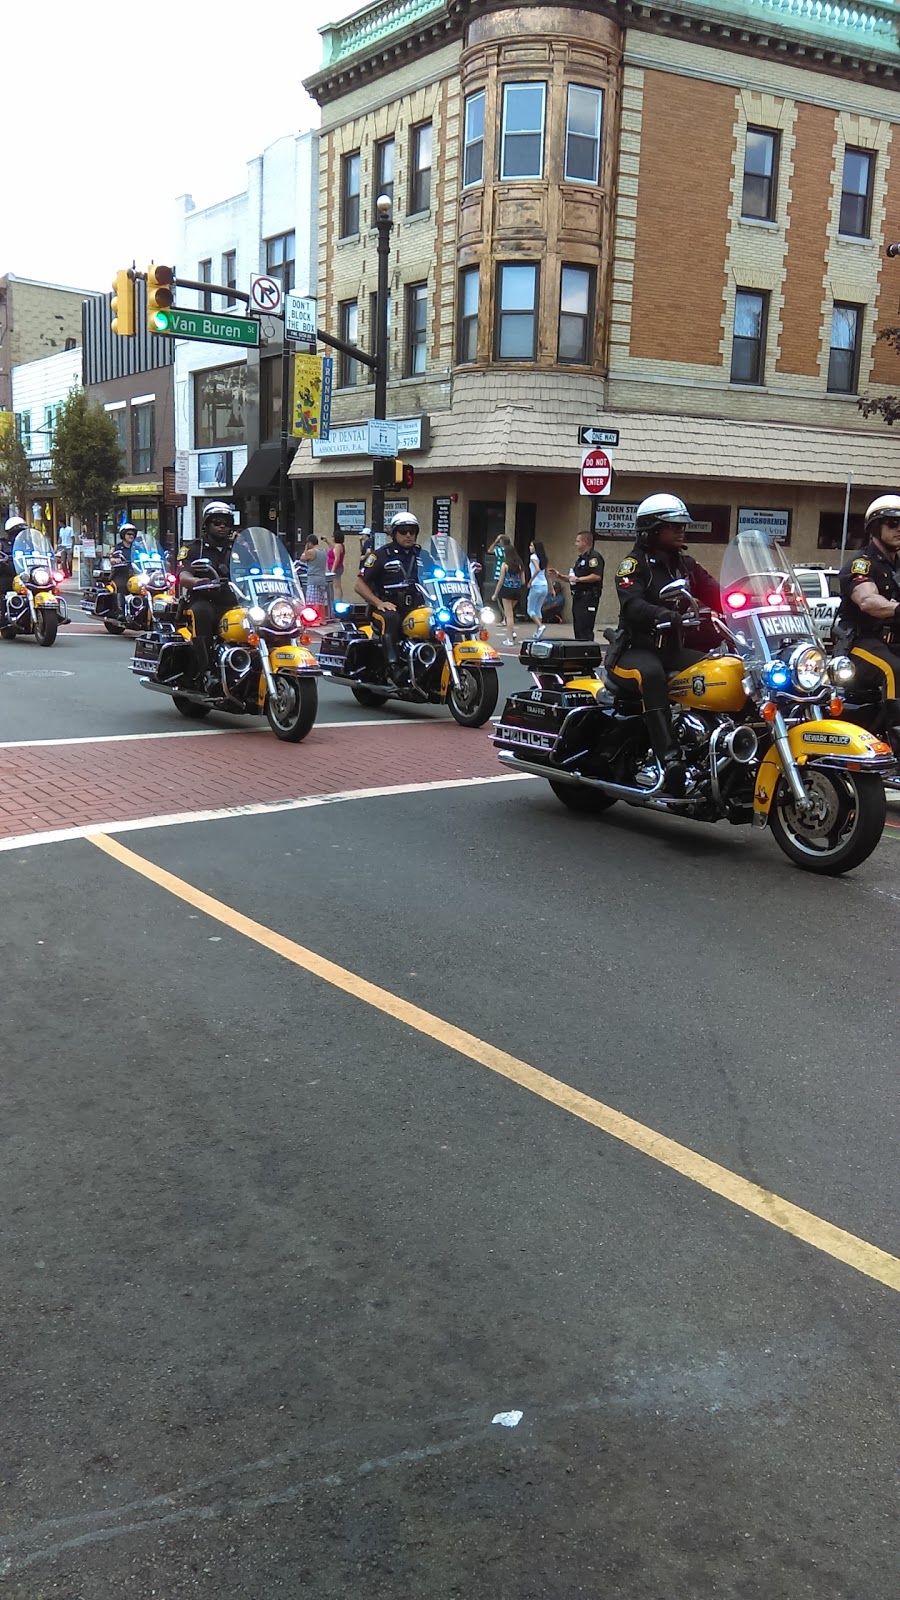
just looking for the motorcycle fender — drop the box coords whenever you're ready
[270,643,318,672]
[753,719,891,815]
[563,676,604,697]
[453,640,502,665]
[34,590,57,608]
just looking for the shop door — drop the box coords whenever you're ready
[467,500,535,589]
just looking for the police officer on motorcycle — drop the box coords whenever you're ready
[607,493,721,795]
[835,495,900,716]
[354,511,422,684]
[176,501,237,689]
[109,522,138,618]
[0,515,24,628]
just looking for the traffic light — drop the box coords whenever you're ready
[396,460,414,488]
[373,457,415,489]
[147,264,175,333]
[110,269,136,336]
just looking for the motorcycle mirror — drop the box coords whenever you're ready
[658,579,689,600]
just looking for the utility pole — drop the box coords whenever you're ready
[371,195,392,540]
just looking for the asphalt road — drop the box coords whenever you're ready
[0,619,897,1597]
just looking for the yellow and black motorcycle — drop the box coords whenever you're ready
[2,528,69,646]
[317,535,502,726]
[131,527,321,741]
[82,534,175,635]
[494,528,892,875]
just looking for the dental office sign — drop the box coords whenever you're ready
[311,417,425,458]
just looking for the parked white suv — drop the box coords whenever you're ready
[794,565,840,640]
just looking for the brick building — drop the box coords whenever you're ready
[292,0,900,586]
[0,275,94,413]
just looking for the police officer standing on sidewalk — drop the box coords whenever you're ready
[568,531,604,640]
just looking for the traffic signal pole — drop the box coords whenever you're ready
[371,195,392,539]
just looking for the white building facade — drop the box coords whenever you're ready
[173,131,319,539]
[10,346,82,532]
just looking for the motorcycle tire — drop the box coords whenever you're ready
[448,666,499,728]
[547,777,617,813]
[351,685,390,707]
[768,767,885,875]
[103,620,126,635]
[1,627,16,641]
[172,695,211,720]
[265,673,318,742]
[34,610,58,647]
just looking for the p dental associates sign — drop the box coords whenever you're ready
[311,416,427,459]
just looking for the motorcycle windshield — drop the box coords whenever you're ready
[130,535,166,574]
[231,527,302,601]
[12,529,53,575]
[719,529,821,663]
[418,536,481,606]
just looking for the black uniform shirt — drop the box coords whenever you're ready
[572,548,604,595]
[615,545,721,646]
[177,537,233,584]
[111,540,136,570]
[837,539,900,643]
[360,540,421,607]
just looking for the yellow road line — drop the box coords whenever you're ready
[91,832,900,1295]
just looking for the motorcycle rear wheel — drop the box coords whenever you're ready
[35,610,58,647]
[548,777,618,813]
[103,619,126,635]
[768,767,885,875]
[448,666,499,728]
[266,673,318,742]
[351,685,390,707]
[172,695,211,720]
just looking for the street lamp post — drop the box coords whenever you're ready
[371,194,393,540]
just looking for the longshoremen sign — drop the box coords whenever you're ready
[311,416,426,458]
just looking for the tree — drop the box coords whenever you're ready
[51,390,123,526]
[858,325,900,427]
[0,411,35,514]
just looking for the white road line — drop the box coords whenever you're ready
[0,773,533,853]
[0,719,435,750]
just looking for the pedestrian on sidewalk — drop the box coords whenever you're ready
[300,534,329,607]
[491,538,526,644]
[327,529,346,601]
[57,521,74,576]
[526,539,549,629]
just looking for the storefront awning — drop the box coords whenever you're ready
[233,443,294,497]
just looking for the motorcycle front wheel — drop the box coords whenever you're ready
[266,672,318,742]
[448,666,499,728]
[768,767,885,875]
[34,609,58,647]
[103,619,126,635]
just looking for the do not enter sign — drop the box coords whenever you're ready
[580,447,613,496]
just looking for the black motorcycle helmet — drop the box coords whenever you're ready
[202,500,235,546]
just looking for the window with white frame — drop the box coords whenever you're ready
[405,283,428,375]
[463,91,485,187]
[341,153,361,237]
[409,123,432,213]
[339,301,359,387]
[558,265,595,363]
[496,262,539,359]
[564,86,602,184]
[500,83,546,181]
[457,267,479,364]
[827,303,863,393]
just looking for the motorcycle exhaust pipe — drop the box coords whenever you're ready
[412,642,438,669]
[722,725,758,765]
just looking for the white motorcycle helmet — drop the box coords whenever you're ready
[390,511,419,536]
[4,515,26,535]
[863,494,900,535]
[633,494,692,543]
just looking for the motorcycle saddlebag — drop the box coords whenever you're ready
[493,686,598,759]
[131,630,191,682]
[317,629,351,673]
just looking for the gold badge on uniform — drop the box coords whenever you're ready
[850,558,870,576]
[617,557,638,577]
[177,546,189,560]
[364,553,377,568]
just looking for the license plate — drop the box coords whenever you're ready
[318,652,346,671]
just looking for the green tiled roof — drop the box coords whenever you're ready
[319,0,447,68]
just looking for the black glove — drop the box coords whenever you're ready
[656,608,681,627]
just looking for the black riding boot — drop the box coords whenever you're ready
[644,707,687,797]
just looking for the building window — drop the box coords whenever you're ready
[564,85,602,185]
[222,250,237,307]
[368,291,391,367]
[260,356,283,441]
[373,139,394,219]
[341,152,361,237]
[496,262,539,360]
[131,404,154,474]
[17,411,31,453]
[105,402,128,459]
[457,267,480,364]
[730,289,768,384]
[817,511,865,550]
[409,123,432,214]
[558,265,595,363]
[839,148,874,237]
[742,128,779,221]
[500,83,546,181]
[193,364,248,449]
[265,232,295,294]
[827,303,863,393]
[339,301,359,387]
[198,259,212,313]
[43,404,55,444]
[463,91,485,187]
[405,282,428,375]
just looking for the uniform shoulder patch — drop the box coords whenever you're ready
[364,553,378,568]
[850,558,871,577]
[587,555,600,569]
[177,546,189,560]
[617,557,638,577]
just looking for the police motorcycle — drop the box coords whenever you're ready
[82,534,175,635]
[494,527,891,874]
[131,526,321,741]
[2,528,69,646]
[317,534,502,726]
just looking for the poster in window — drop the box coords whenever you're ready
[198,451,232,490]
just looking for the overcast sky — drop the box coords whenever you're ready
[2,0,361,293]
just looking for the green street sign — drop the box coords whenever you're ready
[152,308,260,347]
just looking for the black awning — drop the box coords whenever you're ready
[233,443,295,498]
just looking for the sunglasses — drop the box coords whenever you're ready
[882,518,900,529]
[208,517,232,526]
[395,528,417,536]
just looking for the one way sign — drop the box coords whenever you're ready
[578,426,620,448]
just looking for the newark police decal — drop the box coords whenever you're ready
[801,730,851,745]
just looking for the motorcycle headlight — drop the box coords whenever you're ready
[452,598,478,628]
[829,653,855,685]
[480,606,496,625]
[764,658,792,692]
[267,598,297,631]
[249,605,266,623]
[32,566,51,585]
[789,643,827,692]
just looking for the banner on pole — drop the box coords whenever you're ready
[291,354,333,440]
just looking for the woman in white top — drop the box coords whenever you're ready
[526,539,550,627]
